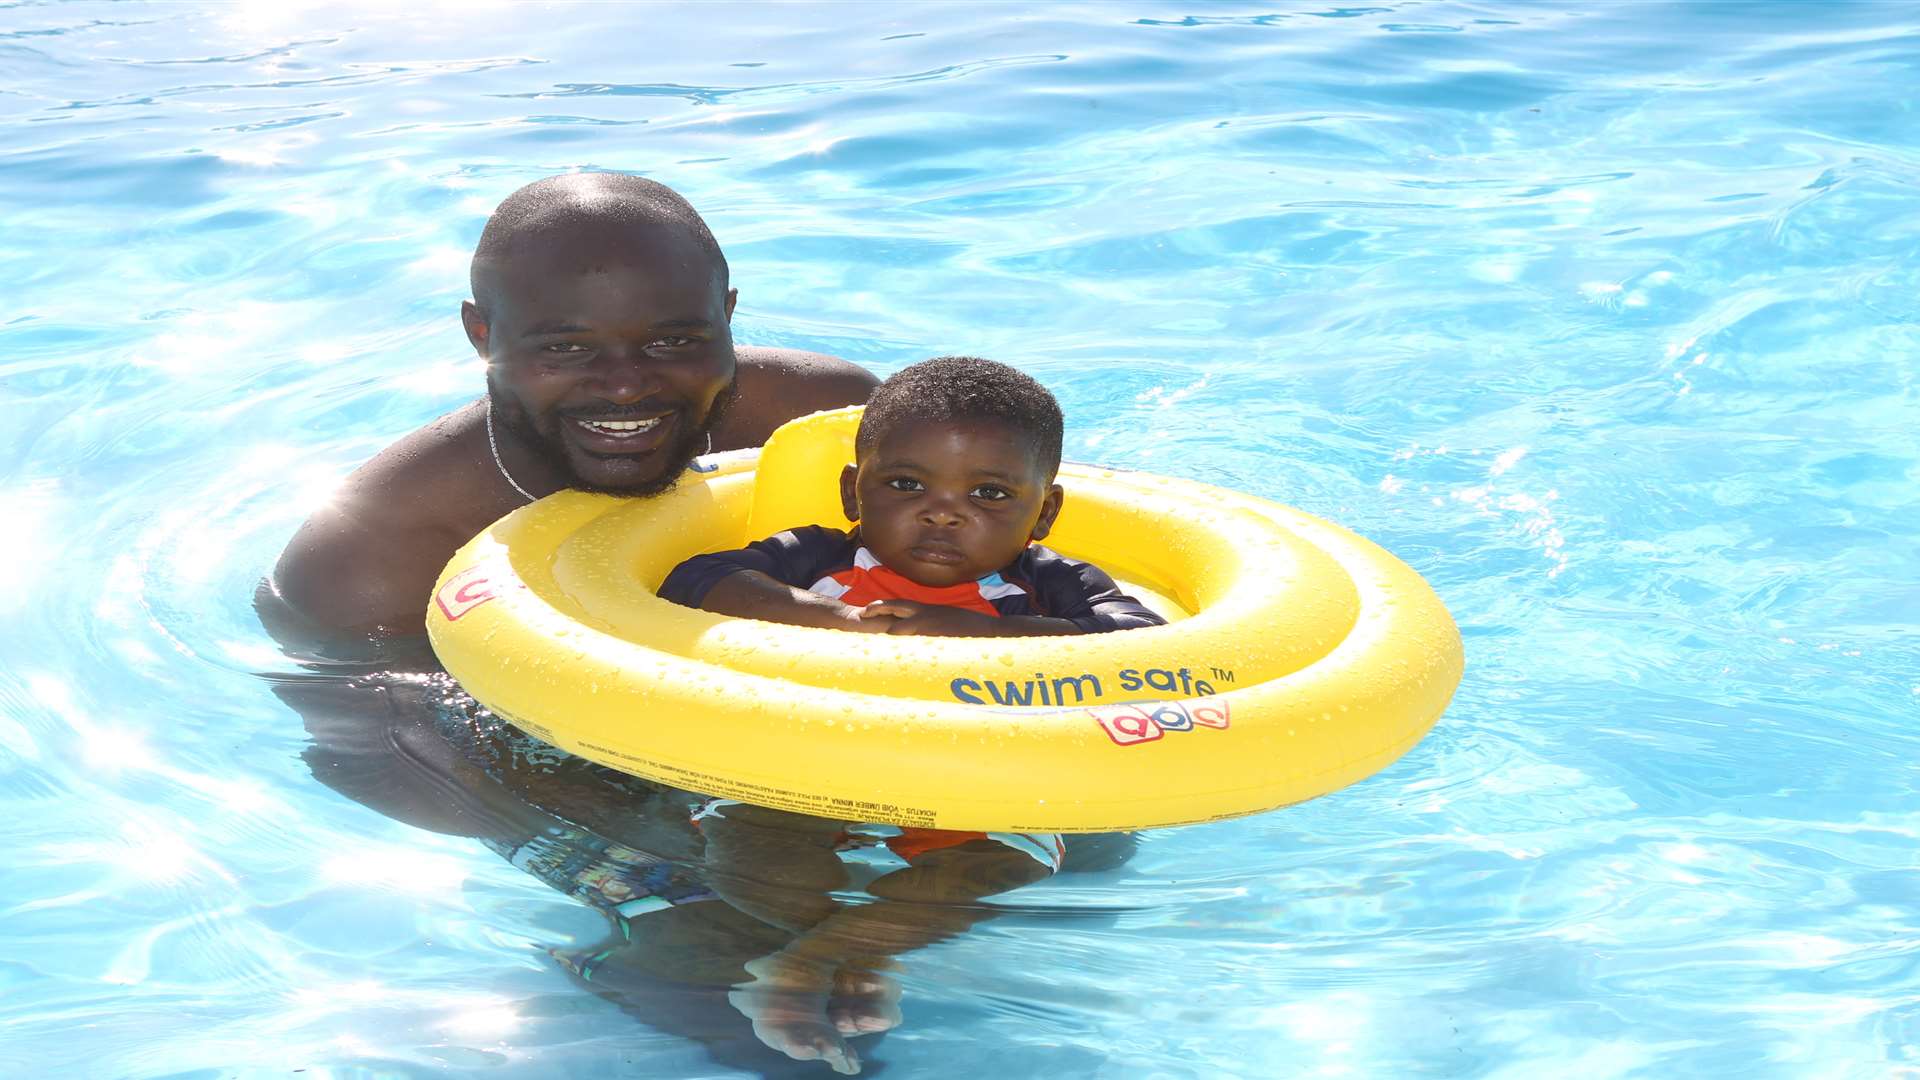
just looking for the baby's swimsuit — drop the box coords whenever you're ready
[659,524,1164,631]
[661,525,1167,864]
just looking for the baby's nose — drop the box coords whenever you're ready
[918,501,964,526]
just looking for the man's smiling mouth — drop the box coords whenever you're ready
[575,417,663,437]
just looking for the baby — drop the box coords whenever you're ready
[657,356,1163,1073]
[660,354,1164,637]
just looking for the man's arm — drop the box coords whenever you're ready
[268,402,509,640]
[270,500,465,641]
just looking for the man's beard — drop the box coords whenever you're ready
[487,376,737,497]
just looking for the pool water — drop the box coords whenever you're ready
[4,1,1917,1075]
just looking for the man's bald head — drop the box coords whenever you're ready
[469,173,729,318]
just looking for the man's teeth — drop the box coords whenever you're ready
[579,418,662,435]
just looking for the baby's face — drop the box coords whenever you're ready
[840,420,1063,587]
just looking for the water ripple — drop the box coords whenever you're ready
[3,1,1918,1076]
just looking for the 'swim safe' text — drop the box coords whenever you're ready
[949,665,1229,707]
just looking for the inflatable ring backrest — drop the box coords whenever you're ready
[542,408,1362,706]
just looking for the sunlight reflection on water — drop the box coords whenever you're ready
[2,1,1917,1076]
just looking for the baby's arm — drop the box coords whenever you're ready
[867,552,1168,636]
[1029,552,1167,632]
[659,526,895,633]
[704,571,888,633]
[860,599,1079,637]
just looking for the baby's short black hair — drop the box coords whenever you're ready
[857,356,1065,477]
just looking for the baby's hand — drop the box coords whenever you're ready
[860,600,1002,637]
[842,603,899,633]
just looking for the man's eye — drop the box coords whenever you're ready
[655,336,695,348]
[971,486,1012,501]
[542,343,590,355]
[885,478,924,492]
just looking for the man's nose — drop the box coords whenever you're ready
[587,348,661,403]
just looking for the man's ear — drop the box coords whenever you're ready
[724,287,739,322]
[460,301,490,357]
[839,464,861,523]
[1029,484,1065,541]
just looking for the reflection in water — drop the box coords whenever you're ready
[271,655,848,1073]
[5,1,1916,1071]
[263,621,1134,1076]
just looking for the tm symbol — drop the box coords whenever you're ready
[1210,667,1235,683]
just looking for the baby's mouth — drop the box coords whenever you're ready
[909,543,966,565]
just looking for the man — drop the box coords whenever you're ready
[260,173,896,1070]
[268,172,876,639]
[262,173,1129,1074]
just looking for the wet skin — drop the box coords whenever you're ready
[270,276,873,636]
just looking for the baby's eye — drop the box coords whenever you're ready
[885,477,924,492]
[971,485,1012,501]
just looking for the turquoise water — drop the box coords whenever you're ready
[4,1,1918,1075]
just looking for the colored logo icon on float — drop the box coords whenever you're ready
[1089,699,1231,746]
[435,564,505,621]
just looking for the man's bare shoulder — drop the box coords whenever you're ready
[269,346,874,638]
[721,347,879,449]
[269,401,512,638]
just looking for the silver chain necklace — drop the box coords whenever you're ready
[486,399,711,504]
[485,399,539,503]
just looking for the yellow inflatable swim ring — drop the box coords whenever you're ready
[427,406,1462,833]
